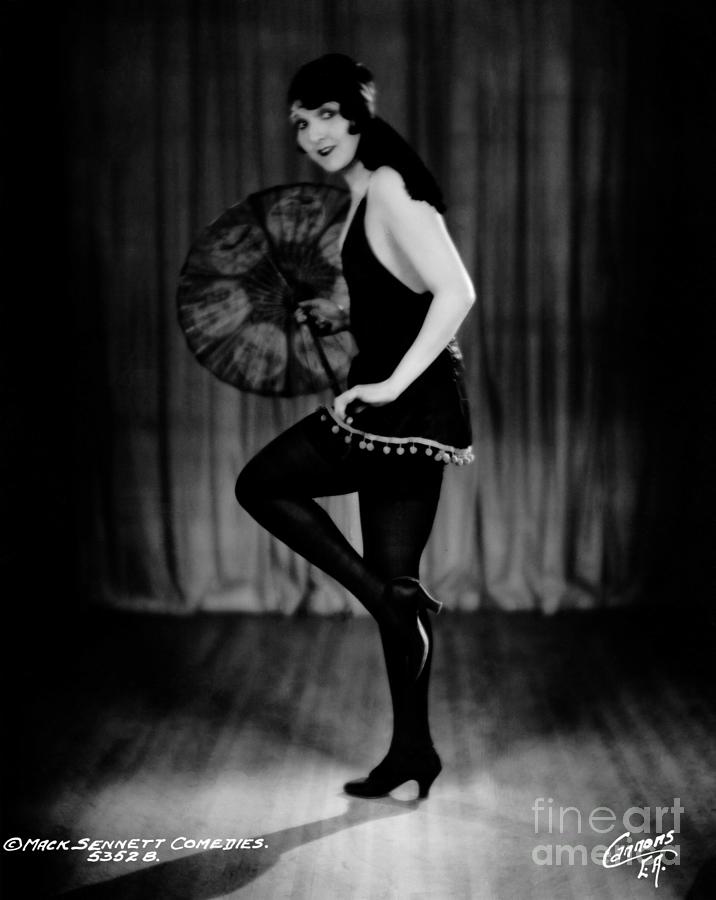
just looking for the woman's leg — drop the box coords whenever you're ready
[358,463,444,754]
[234,415,387,616]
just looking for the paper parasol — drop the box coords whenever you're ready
[177,183,356,396]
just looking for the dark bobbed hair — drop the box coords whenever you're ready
[287,53,446,213]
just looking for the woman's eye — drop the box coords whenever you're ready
[295,120,307,130]
[321,109,336,119]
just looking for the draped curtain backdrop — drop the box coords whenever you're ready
[15,0,706,615]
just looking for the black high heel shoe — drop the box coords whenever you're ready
[344,747,442,799]
[383,576,442,680]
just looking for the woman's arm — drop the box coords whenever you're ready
[334,166,475,418]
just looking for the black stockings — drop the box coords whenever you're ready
[235,412,443,752]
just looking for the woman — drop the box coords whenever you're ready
[235,54,474,799]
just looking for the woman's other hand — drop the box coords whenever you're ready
[294,298,349,335]
[333,381,399,420]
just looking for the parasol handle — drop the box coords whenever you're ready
[303,315,343,397]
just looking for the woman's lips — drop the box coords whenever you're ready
[317,146,335,157]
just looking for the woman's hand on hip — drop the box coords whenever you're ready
[333,381,399,420]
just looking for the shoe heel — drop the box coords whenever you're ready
[417,583,443,615]
[388,576,443,615]
[417,771,439,799]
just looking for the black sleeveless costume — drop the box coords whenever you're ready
[235,188,471,773]
[316,195,473,465]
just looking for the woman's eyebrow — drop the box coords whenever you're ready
[289,101,338,122]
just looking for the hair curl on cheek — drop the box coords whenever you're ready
[293,127,306,154]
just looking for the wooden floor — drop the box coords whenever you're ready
[2,606,715,899]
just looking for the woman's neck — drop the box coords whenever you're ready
[340,158,372,200]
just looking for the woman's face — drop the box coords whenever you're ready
[289,101,360,173]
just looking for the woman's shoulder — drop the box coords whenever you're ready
[367,165,410,205]
[367,166,437,222]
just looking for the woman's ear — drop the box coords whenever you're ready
[347,121,360,135]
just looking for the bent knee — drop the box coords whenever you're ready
[234,464,258,510]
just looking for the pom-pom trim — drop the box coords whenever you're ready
[318,405,474,466]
